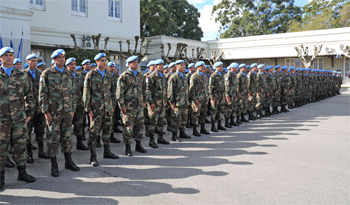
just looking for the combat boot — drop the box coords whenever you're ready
[248,111,255,120]
[76,135,89,150]
[110,133,121,143]
[149,134,158,148]
[114,126,123,133]
[17,165,36,183]
[205,117,211,123]
[38,140,50,158]
[267,107,274,115]
[0,170,4,191]
[224,118,232,128]
[231,116,239,126]
[96,135,102,148]
[217,120,227,130]
[264,107,271,117]
[30,143,37,151]
[172,131,181,142]
[157,133,170,144]
[125,144,132,156]
[5,157,15,168]
[179,129,191,139]
[103,144,119,159]
[50,156,59,177]
[256,110,262,119]
[200,123,210,134]
[186,119,192,128]
[211,121,219,132]
[90,148,99,166]
[26,144,34,164]
[237,116,242,124]
[241,113,249,122]
[64,152,80,171]
[135,141,147,153]
[272,107,278,114]
[193,125,201,137]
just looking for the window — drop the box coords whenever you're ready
[285,58,296,67]
[72,0,87,17]
[108,0,122,22]
[31,49,44,63]
[345,57,350,77]
[30,0,45,10]
[313,58,324,70]
[259,59,271,66]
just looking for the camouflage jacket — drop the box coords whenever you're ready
[185,72,194,89]
[281,72,290,90]
[209,71,224,100]
[265,72,275,94]
[145,71,167,107]
[39,66,75,115]
[237,71,248,97]
[74,72,85,108]
[273,72,282,91]
[0,67,34,121]
[189,71,207,103]
[167,72,188,107]
[23,68,42,113]
[247,70,258,94]
[224,71,239,103]
[116,69,145,109]
[204,74,210,99]
[83,68,116,114]
[257,71,267,94]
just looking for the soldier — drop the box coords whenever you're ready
[256,64,267,118]
[65,58,89,151]
[144,60,156,133]
[90,63,96,70]
[13,58,22,70]
[185,63,196,129]
[264,66,275,116]
[116,56,147,156]
[247,63,258,120]
[280,66,290,112]
[23,54,50,164]
[224,63,239,127]
[189,61,210,136]
[288,67,296,109]
[39,49,80,177]
[163,65,169,74]
[165,62,176,127]
[237,64,250,122]
[0,47,36,191]
[209,61,226,132]
[37,62,46,71]
[167,60,191,141]
[204,65,211,123]
[83,53,119,166]
[81,59,92,142]
[145,59,170,148]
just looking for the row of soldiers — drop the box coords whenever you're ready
[0,46,342,191]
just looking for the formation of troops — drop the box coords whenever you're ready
[0,47,343,190]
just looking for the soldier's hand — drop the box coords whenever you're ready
[267,93,270,97]
[44,113,52,126]
[121,107,127,115]
[276,91,278,95]
[248,93,251,98]
[257,93,260,96]
[226,96,231,104]
[211,99,215,106]
[26,116,32,123]
[150,104,156,111]
[171,103,175,110]
[89,111,94,122]
[143,103,146,109]
[71,112,74,120]
[195,100,199,107]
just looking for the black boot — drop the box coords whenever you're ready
[0,170,4,191]
[225,118,232,128]
[114,126,123,133]
[30,143,37,151]
[179,129,191,139]
[76,135,89,150]
[5,157,15,168]
[211,121,218,132]
[265,107,271,117]
[64,152,80,171]
[256,110,262,119]
[125,144,132,156]
[217,120,227,130]
[110,133,122,143]
[231,116,239,126]
[267,107,273,115]
[157,133,170,144]
[281,106,288,112]
[96,135,102,148]
[17,165,36,183]
[50,156,59,177]
[193,125,201,137]
[38,140,50,158]
[90,148,99,166]
[241,113,249,122]
[272,107,278,114]
[185,119,192,128]
[149,134,158,148]
[103,144,119,159]
[26,144,34,164]
[200,123,210,134]
[205,117,211,123]
[248,111,256,120]
[135,141,147,153]
[237,116,242,124]
[172,131,181,142]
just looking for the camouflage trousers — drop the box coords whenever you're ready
[47,112,72,157]
[89,111,113,147]
[236,97,243,116]
[224,99,237,119]
[255,93,265,110]
[240,95,248,114]
[144,107,150,129]
[264,93,272,107]
[147,104,166,135]
[27,111,45,144]
[280,89,288,106]
[0,118,27,170]
[113,103,122,131]
[73,104,84,137]
[168,105,188,133]
[247,94,257,112]
[210,96,225,122]
[122,106,144,145]
[191,98,208,125]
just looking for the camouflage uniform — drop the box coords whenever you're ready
[209,71,225,122]
[189,71,207,125]
[143,71,152,130]
[247,70,258,112]
[237,71,248,115]
[272,71,281,108]
[224,71,238,119]
[265,72,275,109]
[116,69,145,144]
[280,72,290,107]
[72,71,85,138]
[256,71,266,110]
[165,71,174,124]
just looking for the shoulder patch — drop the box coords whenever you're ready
[84,80,87,85]
[225,77,229,81]
[146,78,149,84]
[40,76,43,83]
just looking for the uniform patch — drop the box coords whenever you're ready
[225,77,228,81]
[146,78,148,84]
[40,77,43,83]
[84,80,87,85]
[190,79,193,84]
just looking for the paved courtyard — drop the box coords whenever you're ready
[1,89,349,204]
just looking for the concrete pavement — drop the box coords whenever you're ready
[1,89,349,204]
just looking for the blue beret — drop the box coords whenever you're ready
[230,62,239,69]
[0,47,14,56]
[187,63,195,68]
[90,63,96,67]
[288,68,293,72]
[301,68,305,71]
[290,67,296,70]
[206,65,210,68]
[214,61,223,68]
[82,59,91,65]
[147,60,155,67]
[26,54,38,60]
[185,69,189,73]
[281,66,288,70]
[23,63,29,69]
[295,68,300,71]
[37,62,46,67]
[338,72,341,74]
[169,62,175,67]
[144,68,148,73]
[246,65,250,69]
[250,63,257,68]
[223,67,227,72]
[195,61,204,67]
[239,63,246,68]
[107,62,115,67]
[154,59,164,65]
[65,57,76,65]
[51,49,65,58]
[0,62,2,65]
[13,58,22,65]
[94,53,106,61]
[51,60,55,65]
[333,71,337,73]
[175,60,184,65]
[76,66,82,71]
[164,65,168,69]
[257,64,264,69]
[126,55,138,63]
[275,65,281,69]
[264,66,273,70]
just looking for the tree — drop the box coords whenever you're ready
[212,0,302,38]
[65,50,100,66]
[140,0,203,40]
[288,0,350,32]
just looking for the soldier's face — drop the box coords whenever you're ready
[38,65,46,71]
[0,53,15,67]
[83,63,91,71]
[150,65,155,72]
[197,65,204,72]
[27,58,38,71]
[107,66,114,73]
[190,66,196,73]
[269,69,273,74]
[14,62,22,70]
[115,68,119,74]
[128,60,138,71]
[156,63,164,73]
[176,63,185,73]
[252,66,258,72]
[67,61,76,72]
[54,54,66,68]
[241,67,246,73]
[96,57,107,70]
[170,66,176,73]
[216,65,223,72]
